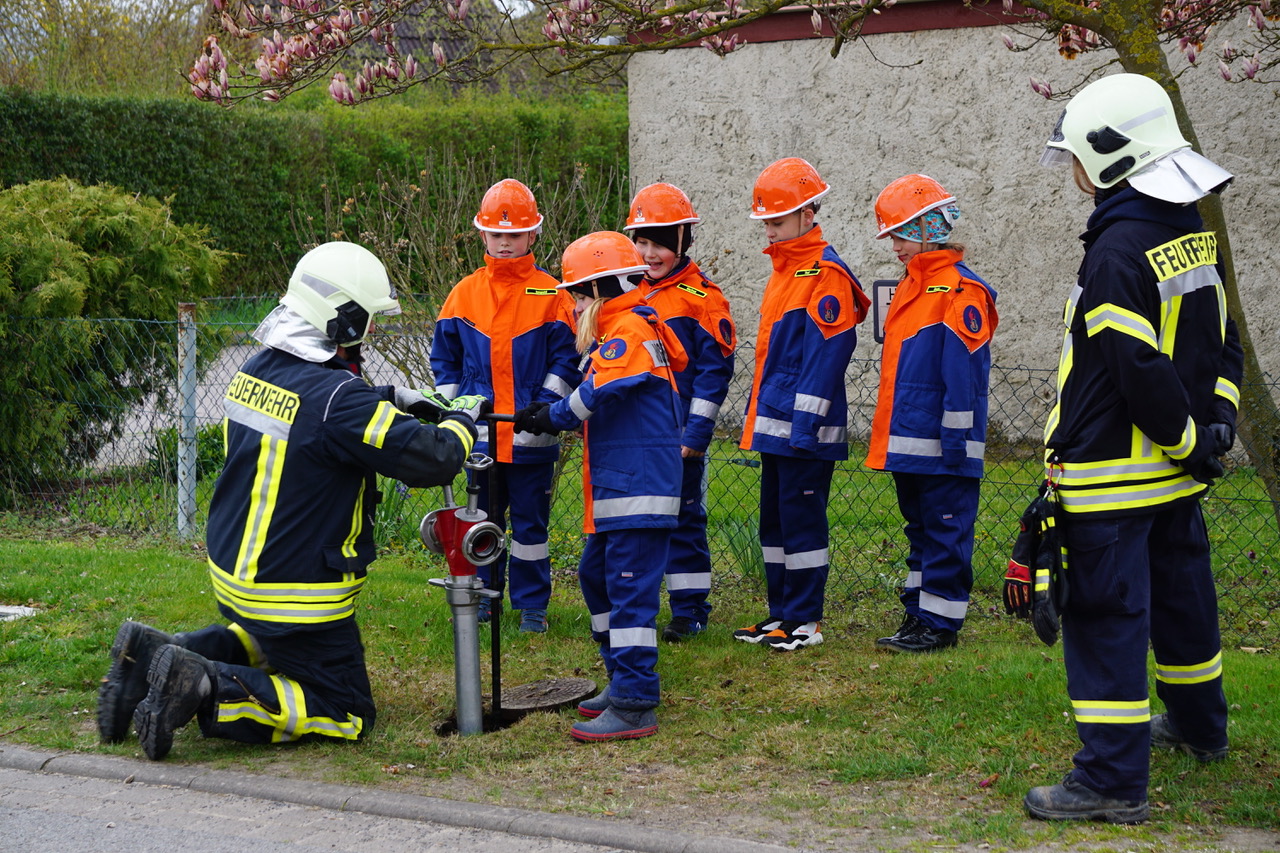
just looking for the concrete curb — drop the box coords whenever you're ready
[0,745,792,853]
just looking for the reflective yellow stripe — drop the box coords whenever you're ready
[1072,698,1150,724]
[234,433,286,583]
[1164,415,1197,460]
[216,674,363,742]
[1058,476,1205,514]
[1084,303,1158,348]
[1155,651,1223,685]
[362,400,397,449]
[343,484,364,559]
[1216,377,1240,408]
[438,419,474,456]
[227,622,265,669]
[208,564,365,624]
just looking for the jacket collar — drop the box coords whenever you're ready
[763,224,827,269]
[484,252,540,282]
[1082,187,1204,250]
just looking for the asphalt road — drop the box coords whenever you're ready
[0,766,628,853]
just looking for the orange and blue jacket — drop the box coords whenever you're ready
[865,249,998,479]
[543,290,688,534]
[431,253,580,464]
[740,225,869,461]
[639,258,736,452]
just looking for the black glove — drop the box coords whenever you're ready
[1180,424,1226,486]
[513,402,557,436]
[1209,422,1234,456]
[393,387,450,422]
[1031,503,1065,647]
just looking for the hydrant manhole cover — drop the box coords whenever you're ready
[499,677,597,720]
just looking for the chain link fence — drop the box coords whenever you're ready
[9,310,1279,644]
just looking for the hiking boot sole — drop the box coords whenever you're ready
[1024,795,1149,824]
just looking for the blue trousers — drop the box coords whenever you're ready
[665,455,713,623]
[578,528,668,711]
[1060,500,1227,801]
[471,461,554,611]
[758,454,835,623]
[182,617,374,745]
[892,472,979,632]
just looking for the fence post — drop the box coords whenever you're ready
[177,303,198,539]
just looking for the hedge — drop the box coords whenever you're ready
[0,88,629,293]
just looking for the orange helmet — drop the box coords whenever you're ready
[748,158,830,219]
[624,183,701,229]
[558,231,648,295]
[874,174,957,239]
[473,178,543,233]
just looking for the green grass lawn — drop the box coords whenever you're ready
[1,516,1276,851]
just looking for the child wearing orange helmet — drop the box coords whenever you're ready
[623,183,736,643]
[513,231,687,741]
[735,158,870,651]
[430,179,581,633]
[865,174,998,653]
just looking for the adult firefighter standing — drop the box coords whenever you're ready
[98,241,484,760]
[623,183,736,642]
[1024,74,1243,823]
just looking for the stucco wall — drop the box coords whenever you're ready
[628,21,1280,437]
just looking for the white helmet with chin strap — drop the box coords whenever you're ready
[1041,73,1232,204]
[280,242,401,346]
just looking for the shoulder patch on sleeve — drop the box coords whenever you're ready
[718,316,736,348]
[598,337,628,360]
[816,294,842,325]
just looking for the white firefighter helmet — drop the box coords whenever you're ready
[1040,73,1231,203]
[280,242,401,346]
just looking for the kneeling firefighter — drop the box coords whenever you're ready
[98,241,488,760]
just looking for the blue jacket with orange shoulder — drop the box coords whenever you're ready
[431,253,580,464]
[544,291,688,533]
[865,249,997,479]
[740,225,869,461]
[639,258,735,453]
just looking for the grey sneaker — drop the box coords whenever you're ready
[570,707,658,742]
[134,645,217,761]
[98,621,177,744]
[1024,775,1149,824]
[577,685,611,719]
[1151,713,1228,762]
[518,609,548,633]
[878,623,957,653]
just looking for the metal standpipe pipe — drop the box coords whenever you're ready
[422,453,505,736]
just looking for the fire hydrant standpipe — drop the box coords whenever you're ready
[423,451,505,736]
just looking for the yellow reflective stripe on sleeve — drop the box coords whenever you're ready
[1163,415,1197,460]
[1155,651,1223,685]
[1071,698,1150,724]
[234,433,286,583]
[1216,377,1240,408]
[362,400,398,449]
[438,419,474,456]
[1084,303,1158,348]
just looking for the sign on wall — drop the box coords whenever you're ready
[871,279,898,344]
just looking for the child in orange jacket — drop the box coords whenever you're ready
[430,179,581,633]
[865,174,998,653]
